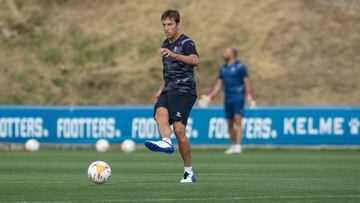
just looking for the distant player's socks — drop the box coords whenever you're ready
[234,144,242,153]
[184,166,193,176]
[180,170,196,183]
[144,139,174,154]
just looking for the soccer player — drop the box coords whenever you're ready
[144,9,199,183]
[207,47,253,154]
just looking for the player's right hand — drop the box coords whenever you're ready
[159,48,174,58]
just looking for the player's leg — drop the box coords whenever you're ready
[144,93,175,154]
[173,121,192,167]
[224,102,236,154]
[173,122,196,183]
[168,91,196,183]
[233,114,243,153]
[155,107,172,140]
[228,118,236,145]
[232,99,245,153]
[224,118,236,154]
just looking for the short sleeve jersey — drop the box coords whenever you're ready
[219,60,249,102]
[162,34,198,96]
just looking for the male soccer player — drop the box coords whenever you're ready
[144,9,199,183]
[208,47,254,154]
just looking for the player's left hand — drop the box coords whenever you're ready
[159,48,176,58]
[246,94,257,108]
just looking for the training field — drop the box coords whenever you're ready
[0,149,359,203]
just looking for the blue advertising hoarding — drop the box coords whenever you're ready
[0,105,359,146]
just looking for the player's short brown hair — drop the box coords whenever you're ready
[161,9,180,24]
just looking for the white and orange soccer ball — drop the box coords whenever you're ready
[95,139,110,152]
[87,161,111,184]
[25,139,40,152]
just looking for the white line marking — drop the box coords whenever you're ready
[7,195,360,203]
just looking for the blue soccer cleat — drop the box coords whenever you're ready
[144,140,175,154]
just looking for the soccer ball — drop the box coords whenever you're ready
[121,139,135,153]
[95,139,110,152]
[25,139,40,152]
[87,161,111,184]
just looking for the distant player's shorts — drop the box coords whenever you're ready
[154,91,196,126]
[224,99,245,119]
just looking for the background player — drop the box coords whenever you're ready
[208,47,254,154]
[144,9,199,183]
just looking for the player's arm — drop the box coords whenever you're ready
[153,82,165,102]
[160,40,199,66]
[174,53,199,66]
[243,77,253,101]
[208,79,223,100]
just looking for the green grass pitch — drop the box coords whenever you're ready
[0,148,359,203]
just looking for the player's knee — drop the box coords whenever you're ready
[174,127,185,136]
[227,119,234,127]
[173,123,185,136]
[234,115,242,125]
[155,109,167,121]
[228,125,235,132]
[155,111,164,119]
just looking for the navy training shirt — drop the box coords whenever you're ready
[161,34,198,96]
[219,60,249,102]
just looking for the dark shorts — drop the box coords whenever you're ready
[154,91,196,126]
[224,99,245,119]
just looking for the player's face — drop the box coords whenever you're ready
[222,48,233,62]
[162,18,179,39]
